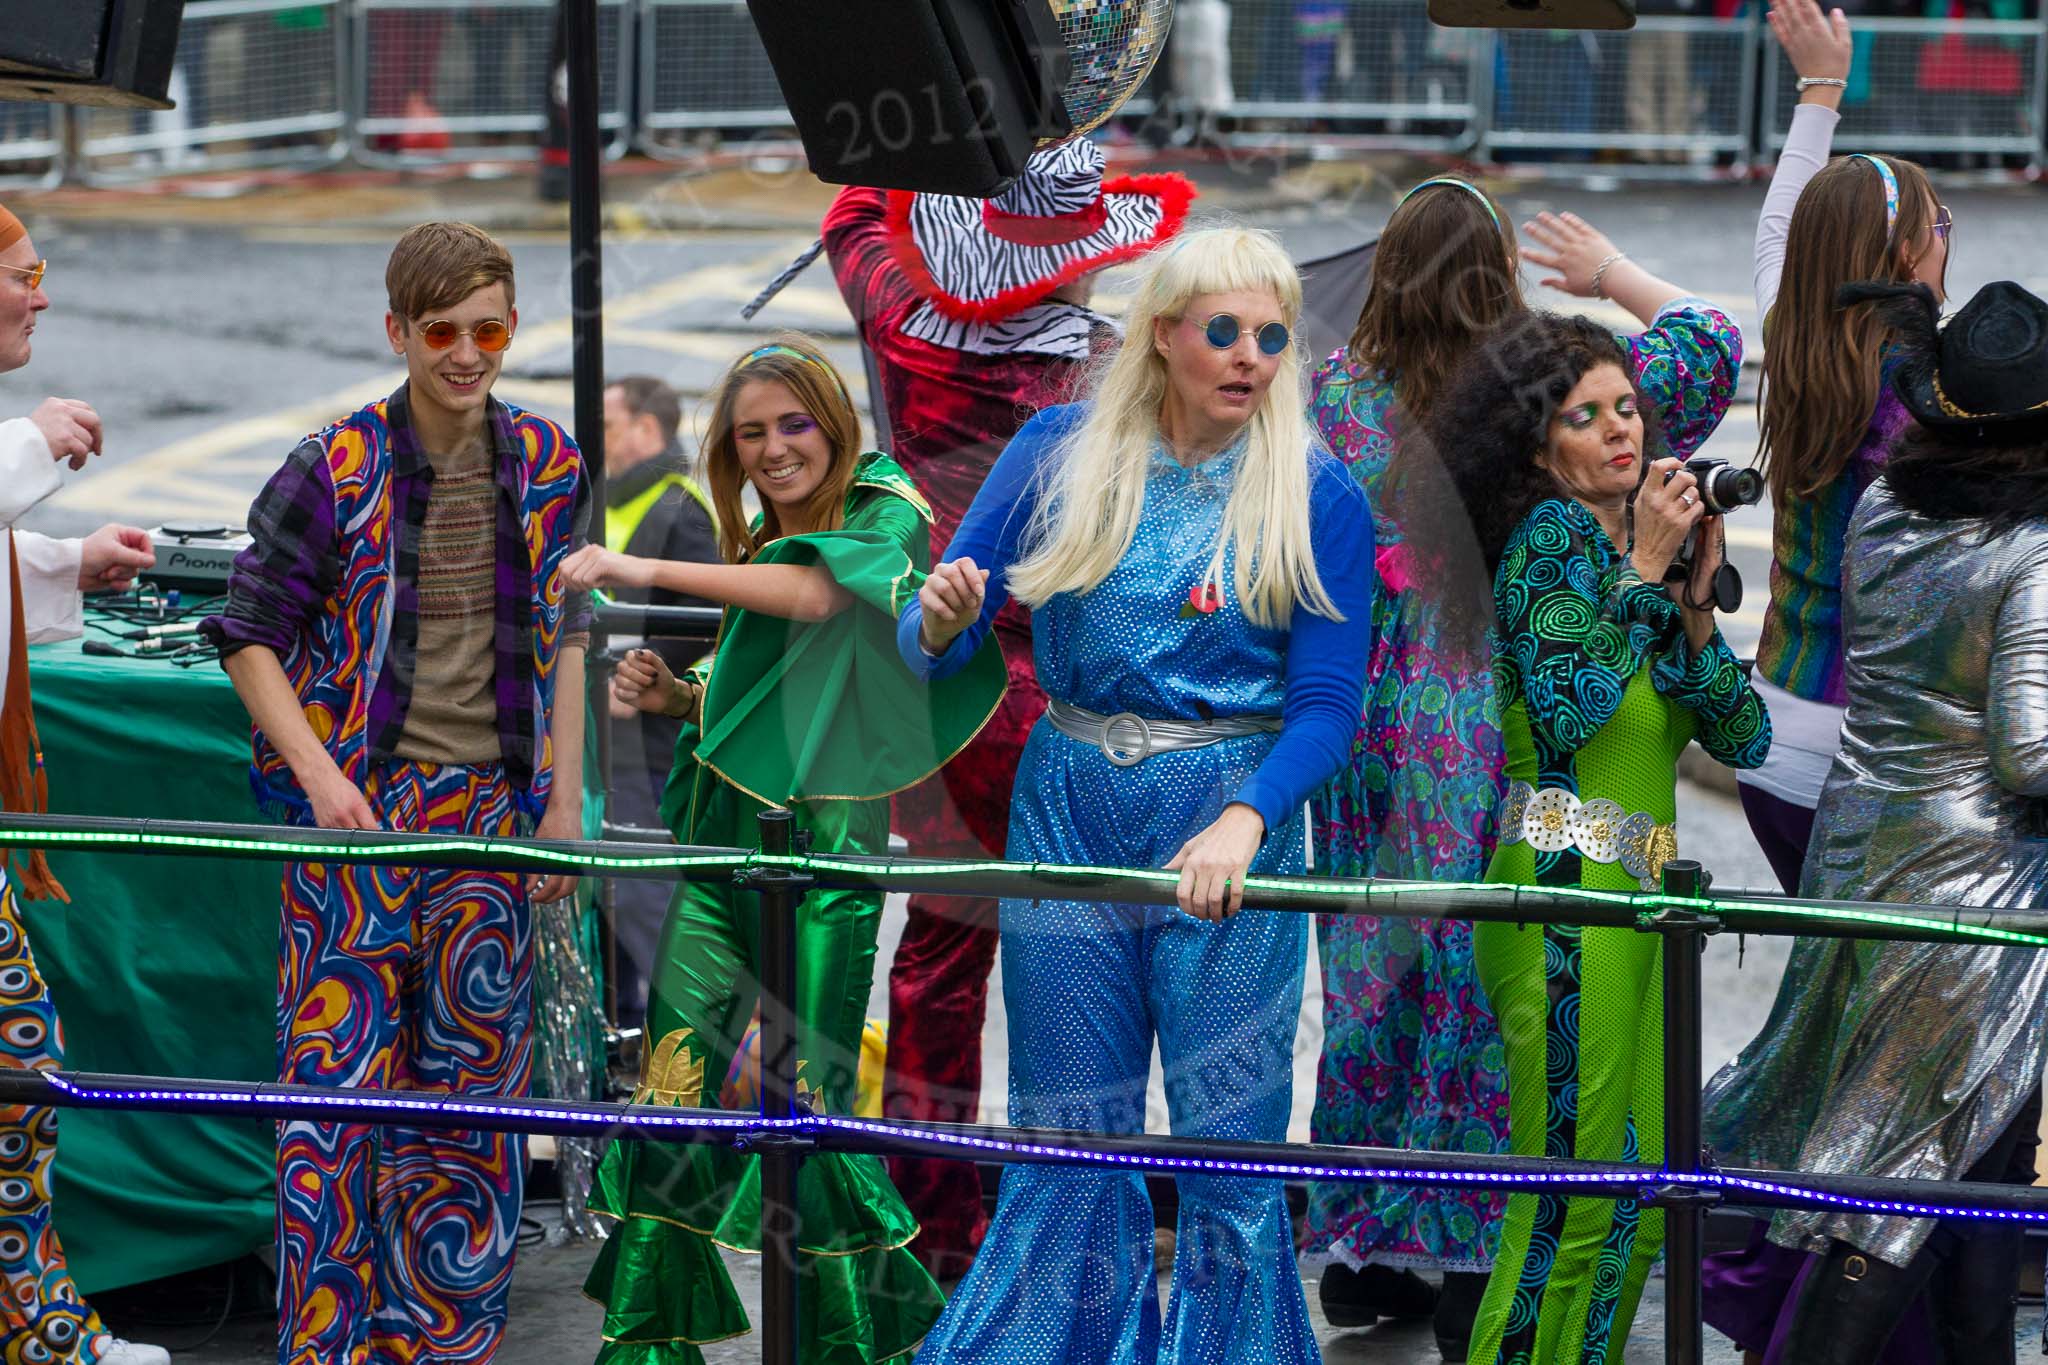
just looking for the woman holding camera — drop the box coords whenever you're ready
[1303,178,1743,1353]
[1413,312,1770,1365]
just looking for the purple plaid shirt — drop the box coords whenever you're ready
[204,385,591,791]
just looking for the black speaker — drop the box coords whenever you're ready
[0,0,189,111]
[1427,0,1635,28]
[742,0,1073,198]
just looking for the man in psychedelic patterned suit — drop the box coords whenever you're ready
[204,223,590,1365]
[823,139,1193,1278]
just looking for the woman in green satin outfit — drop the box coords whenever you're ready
[559,336,1004,1365]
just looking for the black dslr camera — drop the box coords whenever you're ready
[1662,457,1763,613]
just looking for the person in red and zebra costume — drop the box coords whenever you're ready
[823,139,1194,1279]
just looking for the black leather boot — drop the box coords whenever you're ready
[1928,1083,2038,1364]
[1318,1262,1439,1329]
[1930,1224,2022,1365]
[1433,1270,1489,1362]
[1777,1238,1938,1365]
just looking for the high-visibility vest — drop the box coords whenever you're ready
[606,470,714,555]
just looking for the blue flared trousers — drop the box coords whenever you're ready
[916,720,1321,1365]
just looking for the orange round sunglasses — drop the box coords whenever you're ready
[0,260,47,291]
[418,317,511,352]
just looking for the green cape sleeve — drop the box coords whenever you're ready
[679,487,1006,812]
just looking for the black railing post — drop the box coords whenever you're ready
[1654,859,1715,1365]
[747,809,812,1365]
[563,0,612,1020]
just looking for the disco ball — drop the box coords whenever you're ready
[1048,0,1176,143]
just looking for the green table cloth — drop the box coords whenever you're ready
[26,630,276,1294]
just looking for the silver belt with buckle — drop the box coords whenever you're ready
[1046,698,1282,767]
[1498,779,1680,892]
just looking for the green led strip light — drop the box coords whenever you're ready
[2,818,2045,950]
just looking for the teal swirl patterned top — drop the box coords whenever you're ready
[1490,498,1771,892]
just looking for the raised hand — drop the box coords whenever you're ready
[561,544,654,592]
[1771,0,1853,107]
[1520,212,1627,298]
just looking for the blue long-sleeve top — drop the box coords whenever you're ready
[896,403,1375,834]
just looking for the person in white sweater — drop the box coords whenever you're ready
[0,201,165,1365]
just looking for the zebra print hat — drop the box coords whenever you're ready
[885,139,1195,325]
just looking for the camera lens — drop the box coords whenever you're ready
[1704,466,1763,514]
[1684,458,1765,516]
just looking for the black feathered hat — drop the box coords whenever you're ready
[1840,279,2048,431]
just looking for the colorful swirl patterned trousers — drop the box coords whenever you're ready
[0,871,114,1365]
[1469,921,1664,1365]
[276,760,532,1365]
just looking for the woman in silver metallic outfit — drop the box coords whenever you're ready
[1701,279,2048,1365]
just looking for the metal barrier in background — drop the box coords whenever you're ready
[353,0,632,167]
[0,105,68,191]
[1762,15,2046,161]
[1222,0,1490,149]
[1482,14,1761,168]
[636,0,791,159]
[74,0,350,186]
[10,3,2048,183]
[626,0,1493,157]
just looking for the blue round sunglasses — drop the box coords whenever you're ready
[1200,313,1291,356]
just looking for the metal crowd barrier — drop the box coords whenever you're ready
[1222,0,1489,149]
[627,0,1493,155]
[1482,13,1761,168]
[1762,15,2047,159]
[352,0,632,167]
[6,810,2048,1365]
[636,0,791,159]
[74,0,351,186]
[0,106,68,191]
[8,3,2048,181]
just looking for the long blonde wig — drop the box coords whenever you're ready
[1005,225,1340,629]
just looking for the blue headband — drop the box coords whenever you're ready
[1397,176,1503,232]
[1848,153,1900,237]
[740,342,848,398]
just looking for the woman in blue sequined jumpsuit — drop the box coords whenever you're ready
[898,227,1374,1364]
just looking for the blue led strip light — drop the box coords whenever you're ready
[28,1073,2048,1225]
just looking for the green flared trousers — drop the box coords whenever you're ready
[584,772,944,1364]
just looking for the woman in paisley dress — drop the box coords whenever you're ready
[1409,312,1769,1365]
[1303,178,1744,1356]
